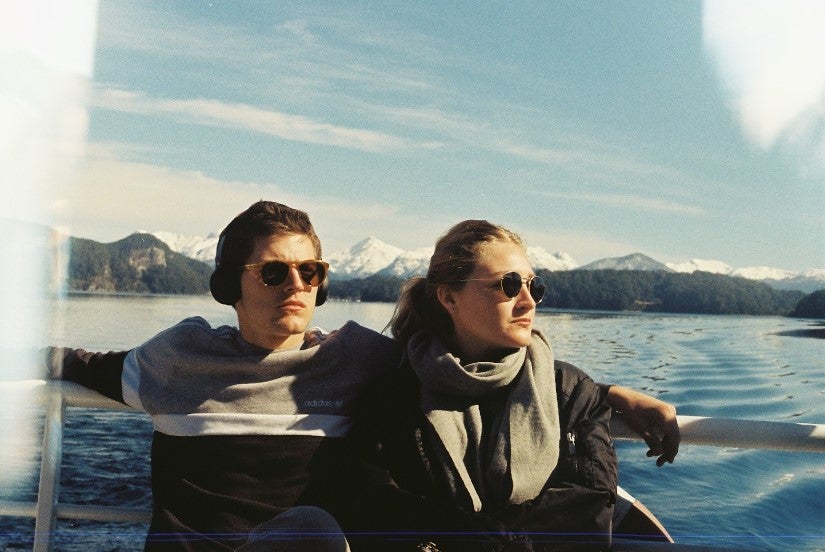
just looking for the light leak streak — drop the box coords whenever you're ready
[0,0,98,489]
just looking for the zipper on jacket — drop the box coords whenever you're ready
[567,431,577,454]
[567,431,578,471]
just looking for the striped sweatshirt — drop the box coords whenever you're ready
[53,316,400,551]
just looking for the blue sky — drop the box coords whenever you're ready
[26,1,825,270]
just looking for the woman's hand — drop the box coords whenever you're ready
[606,385,680,466]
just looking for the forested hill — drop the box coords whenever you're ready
[68,233,213,294]
[536,269,804,315]
[330,270,807,316]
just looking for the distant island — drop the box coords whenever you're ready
[57,230,824,318]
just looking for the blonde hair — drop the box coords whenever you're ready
[389,220,525,345]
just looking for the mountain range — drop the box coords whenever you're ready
[147,231,825,294]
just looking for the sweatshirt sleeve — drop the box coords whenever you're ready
[46,346,130,404]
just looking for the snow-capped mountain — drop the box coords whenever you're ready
[527,246,579,271]
[766,269,825,293]
[730,266,797,281]
[579,253,672,272]
[149,231,220,266]
[667,258,795,280]
[666,258,734,274]
[148,231,825,293]
[326,237,404,280]
[376,247,433,278]
[665,259,825,293]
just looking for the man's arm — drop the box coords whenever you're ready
[46,347,131,404]
[600,384,680,466]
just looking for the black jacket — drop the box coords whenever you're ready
[341,359,618,552]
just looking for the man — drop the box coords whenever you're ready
[47,200,678,550]
[49,201,398,550]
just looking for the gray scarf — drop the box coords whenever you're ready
[407,330,560,512]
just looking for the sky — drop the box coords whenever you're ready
[7,0,825,272]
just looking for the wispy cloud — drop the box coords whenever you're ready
[379,105,706,195]
[94,87,440,153]
[534,191,705,216]
[50,142,448,251]
[97,4,447,100]
[493,139,697,186]
[94,84,700,193]
[101,5,687,179]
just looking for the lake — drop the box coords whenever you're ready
[1,294,823,551]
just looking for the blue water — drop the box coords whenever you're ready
[1,296,823,551]
[539,311,825,552]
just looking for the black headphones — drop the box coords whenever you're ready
[209,233,329,307]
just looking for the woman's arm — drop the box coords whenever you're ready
[601,384,679,466]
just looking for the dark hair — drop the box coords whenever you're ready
[215,200,322,268]
[389,219,525,345]
[209,200,322,305]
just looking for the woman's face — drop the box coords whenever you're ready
[438,240,538,362]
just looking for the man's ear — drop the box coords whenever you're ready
[436,285,455,313]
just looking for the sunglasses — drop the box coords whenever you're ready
[243,260,329,288]
[460,271,546,304]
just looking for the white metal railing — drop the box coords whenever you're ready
[612,413,825,453]
[2,380,825,551]
[0,380,151,552]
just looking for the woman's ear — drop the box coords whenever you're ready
[436,285,455,314]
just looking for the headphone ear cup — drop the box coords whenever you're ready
[315,276,329,306]
[210,266,241,306]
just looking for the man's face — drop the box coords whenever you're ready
[234,232,320,350]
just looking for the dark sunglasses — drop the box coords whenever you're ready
[461,271,546,304]
[243,260,329,288]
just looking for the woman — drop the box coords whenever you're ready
[346,220,617,552]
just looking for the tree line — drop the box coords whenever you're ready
[536,269,804,315]
[330,270,814,317]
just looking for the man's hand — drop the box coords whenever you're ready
[606,385,680,466]
[302,327,334,348]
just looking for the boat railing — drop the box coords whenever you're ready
[0,380,151,552]
[2,379,825,551]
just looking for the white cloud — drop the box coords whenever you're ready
[95,5,444,104]
[94,87,439,153]
[382,105,706,194]
[50,143,270,238]
[703,0,825,159]
[532,191,705,217]
[274,19,315,43]
[49,142,446,253]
